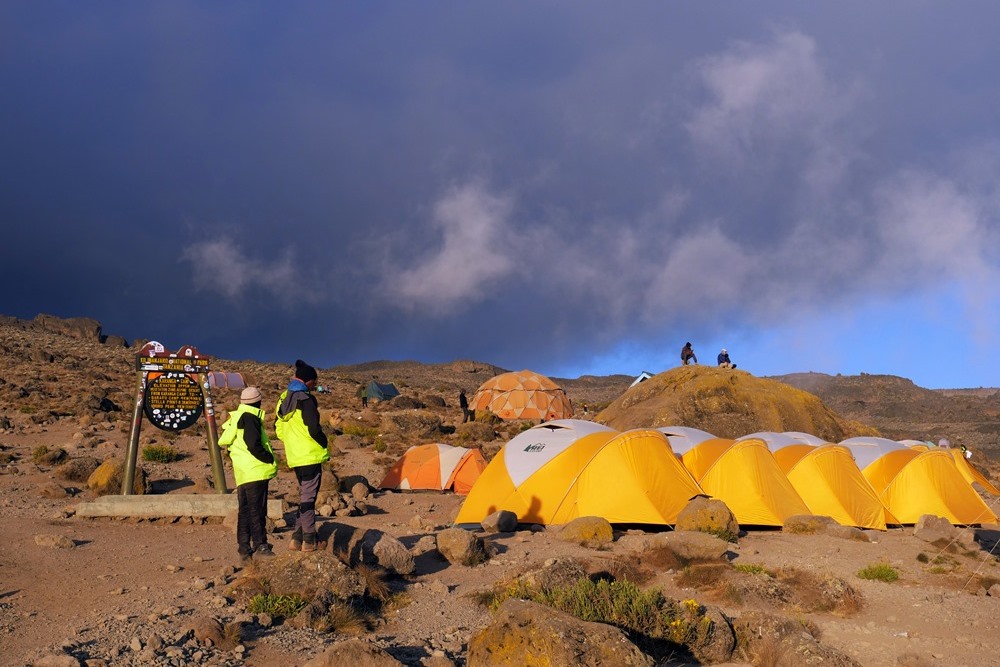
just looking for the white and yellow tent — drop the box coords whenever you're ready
[840,437,997,525]
[455,420,702,526]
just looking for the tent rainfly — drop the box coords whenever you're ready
[366,380,400,402]
[455,419,702,526]
[379,444,487,495]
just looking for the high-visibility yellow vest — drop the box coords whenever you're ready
[275,390,330,468]
[218,404,277,486]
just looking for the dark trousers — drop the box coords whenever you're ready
[462,407,472,423]
[293,463,323,538]
[237,479,270,556]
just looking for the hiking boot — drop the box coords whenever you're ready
[300,533,317,552]
[289,529,303,551]
[253,544,276,561]
[239,553,253,567]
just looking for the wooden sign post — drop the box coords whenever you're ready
[122,342,227,495]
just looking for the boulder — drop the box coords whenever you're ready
[783,514,840,535]
[249,551,365,599]
[351,482,370,500]
[913,514,959,545]
[556,516,614,548]
[33,314,103,341]
[87,458,148,496]
[339,475,371,493]
[325,524,415,575]
[467,599,653,666]
[56,456,101,482]
[660,531,730,562]
[675,496,739,541]
[379,410,442,440]
[436,527,492,566]
[519,558,588,591]
[481,510,518,534]
[37,481,69,499]
[303,639,405,667]
[730,610,861,667]
[34,534,75,549]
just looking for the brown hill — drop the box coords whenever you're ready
[775,371,1000,456]
[597,366,877,441]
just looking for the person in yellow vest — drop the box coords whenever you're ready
[275,359,329,552]
[218,386,277,565]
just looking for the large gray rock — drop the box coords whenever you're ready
[481,510,518,533]
[661,531,730,562]
[467,599,653,667]
[56,456,101,482]
[249,551,365,599]
[325,524,415,575]
[437,527,492,566]
[303,639,404,667]
[730,610,861,667]
[519,558,588,591]
[675,496,739,541]
[913,514,959,545]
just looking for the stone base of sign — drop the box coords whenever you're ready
[76,494,285,519]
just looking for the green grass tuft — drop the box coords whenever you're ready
[141,444,182,463]
[857,562,899,582]
[247,592,309,618]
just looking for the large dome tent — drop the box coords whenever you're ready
[469,369,573,422]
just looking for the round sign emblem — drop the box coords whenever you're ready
[143,372,204,431]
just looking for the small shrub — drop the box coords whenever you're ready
[916,552,929,563]
[342,424,378,439]
[518,421,534,432]
[142,444,181,463]
[324,600,367,634]
[247,593,309,618]
[19,405,36,414]
[733,563,773,577]
[857,563,899,583]
[372,439,387,453]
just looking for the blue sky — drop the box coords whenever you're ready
[3,3,999,389]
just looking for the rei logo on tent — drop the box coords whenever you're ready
[523,443,546,453]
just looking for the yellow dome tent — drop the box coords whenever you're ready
[469,369,573,421]
[841,437,997,525]
[737,432,888,530]
[682,438,811,527]
[455,419,702,526]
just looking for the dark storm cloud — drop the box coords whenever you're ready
[3,2,1000,380]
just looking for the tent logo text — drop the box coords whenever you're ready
[523,443,546,453]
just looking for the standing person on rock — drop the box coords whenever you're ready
[275,359,329,552]
[218,386,277,565]
[680,342,698,365]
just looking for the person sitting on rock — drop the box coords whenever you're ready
[717,348,736,369]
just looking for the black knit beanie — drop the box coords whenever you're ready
[295,359,318,383]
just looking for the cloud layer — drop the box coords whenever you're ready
[3,4,1000,387]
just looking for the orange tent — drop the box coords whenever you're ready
[379,444,487,495]
[470,369,573,421]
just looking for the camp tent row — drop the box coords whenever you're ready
[454,421,999,530]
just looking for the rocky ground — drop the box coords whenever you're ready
[3,314,1000,666]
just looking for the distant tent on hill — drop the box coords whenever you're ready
[469,369,573,421]
[455,419,702,526]
[681,438,811,526]
[739,433,887,530]
[629,371,655,388]
[207,371,247,390]
[366,380,400,402]
[379,444,487,495]
[840,437,997,525]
